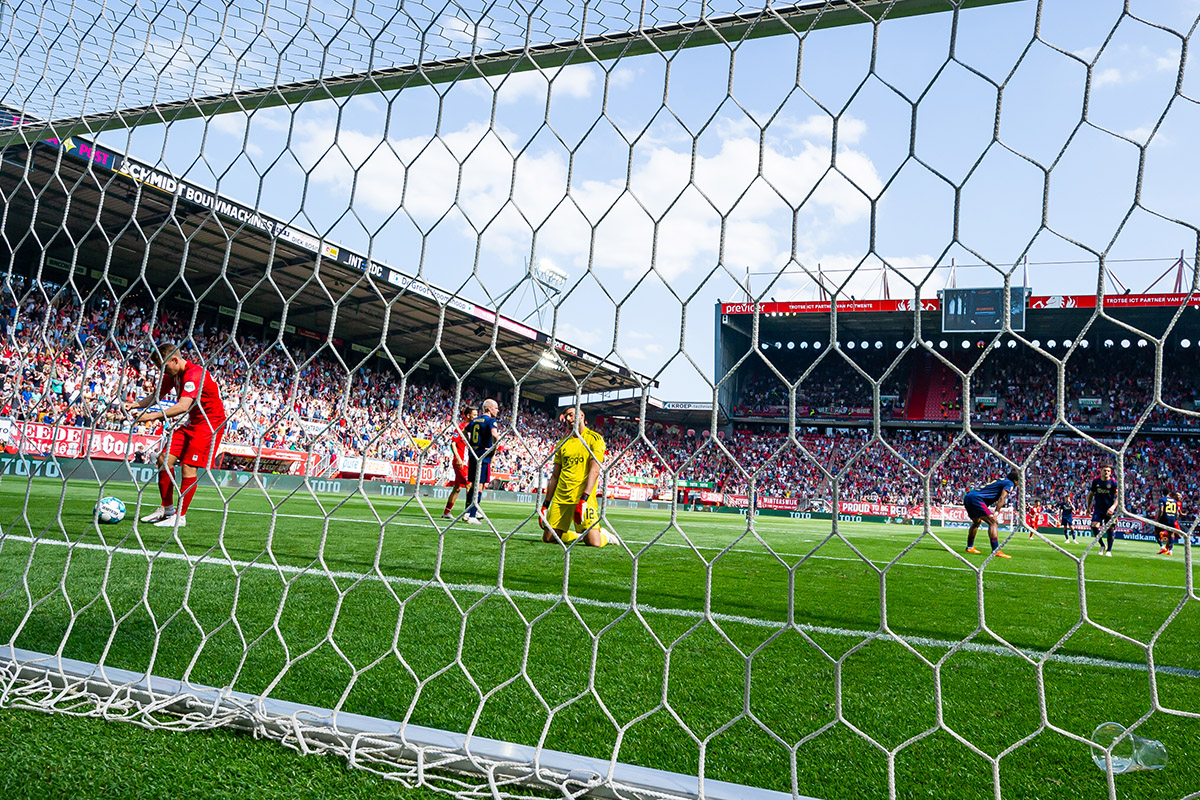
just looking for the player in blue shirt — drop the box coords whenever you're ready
[1059,499,1075,543]
[963,470,1018,558]
[1155,489,1181,556]
[462,398,500,524]
[1087,465,1119,556]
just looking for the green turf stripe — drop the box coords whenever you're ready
[6,533,1198,681]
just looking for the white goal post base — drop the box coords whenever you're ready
[0,647,808,800]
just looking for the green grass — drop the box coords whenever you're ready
[0,707,457,800]
[1,475,1198,799]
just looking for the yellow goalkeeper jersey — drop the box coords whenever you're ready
[552,427,606,505]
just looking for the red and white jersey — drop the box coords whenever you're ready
[160,360,226,431]
[452,422,469,465]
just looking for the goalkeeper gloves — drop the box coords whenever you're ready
[575,495,600,530]
[538,501,551,532]
[573,494,589,524]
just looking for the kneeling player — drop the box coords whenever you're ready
[539,407,609,548]
[1156,489,1181,555]
[962,470,1018,559]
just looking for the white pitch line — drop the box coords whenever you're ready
[3,533,1198,680]
[153,504,1190,594]
[4,499,1190,593]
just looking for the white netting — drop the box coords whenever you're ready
[1,1,1199,798]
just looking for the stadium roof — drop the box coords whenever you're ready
[0,132,656,400]
[719,296,1200,346]
[567,391,722,428]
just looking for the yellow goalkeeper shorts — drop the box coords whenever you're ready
[546,499,605,545]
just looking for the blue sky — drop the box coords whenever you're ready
[4,0,1199,399]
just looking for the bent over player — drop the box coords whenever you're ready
[1156,488,1182,556]
[539,407,609,547]
[963,470,1018,559]
[125,343,226,529]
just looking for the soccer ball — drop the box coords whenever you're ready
[94,496,126,524]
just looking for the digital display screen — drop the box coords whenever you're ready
[941,287,1028,333]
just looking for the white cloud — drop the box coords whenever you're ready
[1093,67,1125,88]
[777,254,940,303]
[610,67,637,89]
[1155,55,1179,73]
[467,64,599,105]
[620,342,665,362]
[438,15,499,47]
[782,114,866,145]
[291,106,882,286]
[1091,44,1182,89]
[1120,125,1171,149]
[1121,125,1152,143]
[207,107,291,137]
[209,114,247,137]
[552,320,607,352]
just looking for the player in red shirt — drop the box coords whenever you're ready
[442,405,477,519]
[124,343,226,528]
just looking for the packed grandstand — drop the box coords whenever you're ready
[3,278,1198,523]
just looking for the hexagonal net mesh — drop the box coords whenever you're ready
[1,0,1199,798]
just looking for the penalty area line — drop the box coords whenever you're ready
[175,504,1190,593]
[4,533,1199,681]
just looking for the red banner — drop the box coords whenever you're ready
[606,485,654,501]
[721,299,939,315]
[839,500,909,517]
[723,494,797,510]
[221,442,306,462]
[757,496,798,511]
[0,421,159,460]
[338,456,439,483]
[1028,293,1200,311]
[384,461,439,483]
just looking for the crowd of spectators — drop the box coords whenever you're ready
[733,353,909,419]
[735,344,1200,430]
[0,285,558,480]
[3,282,1198,515]
[591,421,1200,517]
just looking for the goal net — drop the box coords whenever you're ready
[1,0,1198,798]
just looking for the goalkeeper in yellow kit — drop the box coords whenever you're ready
[539,407,610,547]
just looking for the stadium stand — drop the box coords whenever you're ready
[4,280,1199,522]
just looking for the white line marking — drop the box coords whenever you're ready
[3,533,1197,680]
[151,504,1187,593]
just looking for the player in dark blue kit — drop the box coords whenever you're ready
[1155,489,1181,556]
[1087,465,1119,556]
[962,470,1018,558]
[1059,499,1075,543]
[463,398,500,524]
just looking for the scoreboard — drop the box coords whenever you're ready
[939,287,1029,333]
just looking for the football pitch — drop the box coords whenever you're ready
[1,477,1198,799]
